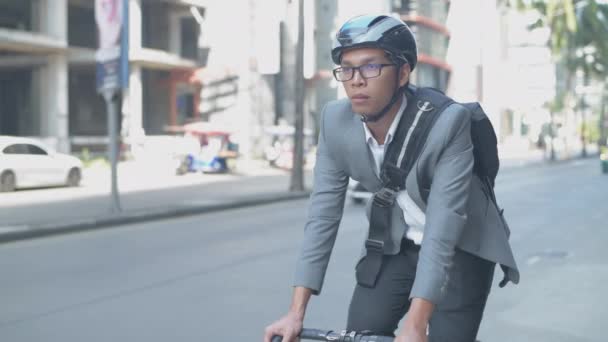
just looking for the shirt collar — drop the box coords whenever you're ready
[363,94,408,146]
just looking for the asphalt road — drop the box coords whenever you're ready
[0,158,606,341]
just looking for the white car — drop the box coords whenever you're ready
[347,178,373,204]
[0,136,83,192]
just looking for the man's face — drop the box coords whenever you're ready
[339,48,410,115]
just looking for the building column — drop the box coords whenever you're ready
[122,64,145,157]
[40,0,68,40]
[121,0,145,158]
[39,55,69,153]
[37,0,69,152]
[194,85,201,119]
[169,79,177,126]
[169,11,182,55]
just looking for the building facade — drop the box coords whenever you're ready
[304,0,451,138]
[393,0,451,91]
[0,0,452,159]
[0,0,207,154]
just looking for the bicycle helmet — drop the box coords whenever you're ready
[331,14,418,70]
[332,15,418,122]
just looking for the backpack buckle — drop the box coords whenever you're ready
[373,187,398,207]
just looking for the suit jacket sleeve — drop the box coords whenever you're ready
[410,104,474,304]
[293,103,349,295]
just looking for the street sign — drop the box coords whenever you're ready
[95,0,129,213]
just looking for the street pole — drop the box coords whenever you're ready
[103,89,122,212]
[581,72,589,158]
[600,86,607,147]
[290,0,305,192]
[549,108,556,161]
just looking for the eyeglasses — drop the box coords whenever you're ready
[333,63,396,82]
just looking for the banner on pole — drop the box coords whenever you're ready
[95,0,129,92]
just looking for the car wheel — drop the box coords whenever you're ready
[0,171,16,192]
[66,168,81,187]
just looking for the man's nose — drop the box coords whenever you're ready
[351,69,366,86]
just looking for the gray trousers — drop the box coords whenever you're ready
[347,239,495,342]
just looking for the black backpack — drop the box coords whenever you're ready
[357,86,501,287]
[382,85,500,203]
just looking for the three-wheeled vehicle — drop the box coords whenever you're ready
[175,122,239,175]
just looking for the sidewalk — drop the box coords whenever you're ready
[0,146,585,244]
[0,159,313,243]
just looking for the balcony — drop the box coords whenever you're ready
[0,28,67,53]
[130,47,199,70]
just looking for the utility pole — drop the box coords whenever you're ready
[601,86,608,147]
[290,0,305,191]
[580,71,590,158]
[103,90,122,212]
[95,0,128,213]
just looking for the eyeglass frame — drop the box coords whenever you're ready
[332,63,397,82]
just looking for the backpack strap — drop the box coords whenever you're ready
[384,87,454,191]
[356,86,454,288]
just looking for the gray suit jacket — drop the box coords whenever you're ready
[294,98,520,304]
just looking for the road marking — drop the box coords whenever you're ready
[526,256,541,265]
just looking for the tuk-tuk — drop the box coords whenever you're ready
[175,122,239,175]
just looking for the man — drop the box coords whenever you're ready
[264,14,519,342]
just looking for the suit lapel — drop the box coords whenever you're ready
[344,108,382,190]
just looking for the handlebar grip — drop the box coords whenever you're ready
[271,336,283,342]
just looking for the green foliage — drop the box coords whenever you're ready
[580,118,601,142]
[79,148,109,168]
[504,0,608,79]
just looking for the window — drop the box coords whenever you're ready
[180,17,199,60]
[393,0,412,12]
[68,5,97,48]
[25,144,47,155]
[3,144,28,154]
[0,0,32,31]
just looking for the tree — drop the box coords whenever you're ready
[504,0,608,156]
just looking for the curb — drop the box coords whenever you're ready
[0,190,311,244]
[1,155,598,244]
[500,153,599,171]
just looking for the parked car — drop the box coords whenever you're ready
[0,136,83,192]
[347,178,372,204]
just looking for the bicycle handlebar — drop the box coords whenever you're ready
[271,328,393,342]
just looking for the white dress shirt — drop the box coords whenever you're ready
[362,95,426,245]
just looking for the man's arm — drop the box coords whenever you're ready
[288,286,313,320]
[293,103,349,294]
[264,103,348,342]
[409,103,474,307]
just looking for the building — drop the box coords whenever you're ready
[0,0,208,154]
[1,0,453,159]
[393,0,451,90]
[304,0,451,136]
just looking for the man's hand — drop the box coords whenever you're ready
[263,311,303,342]
[394,322,427,342]
[264,287,311,342]
[394,297,434,342]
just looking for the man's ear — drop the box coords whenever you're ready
[398,64,411,87]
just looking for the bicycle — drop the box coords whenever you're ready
[271,328,393,341]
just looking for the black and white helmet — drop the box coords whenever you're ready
[331,14,418,70]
